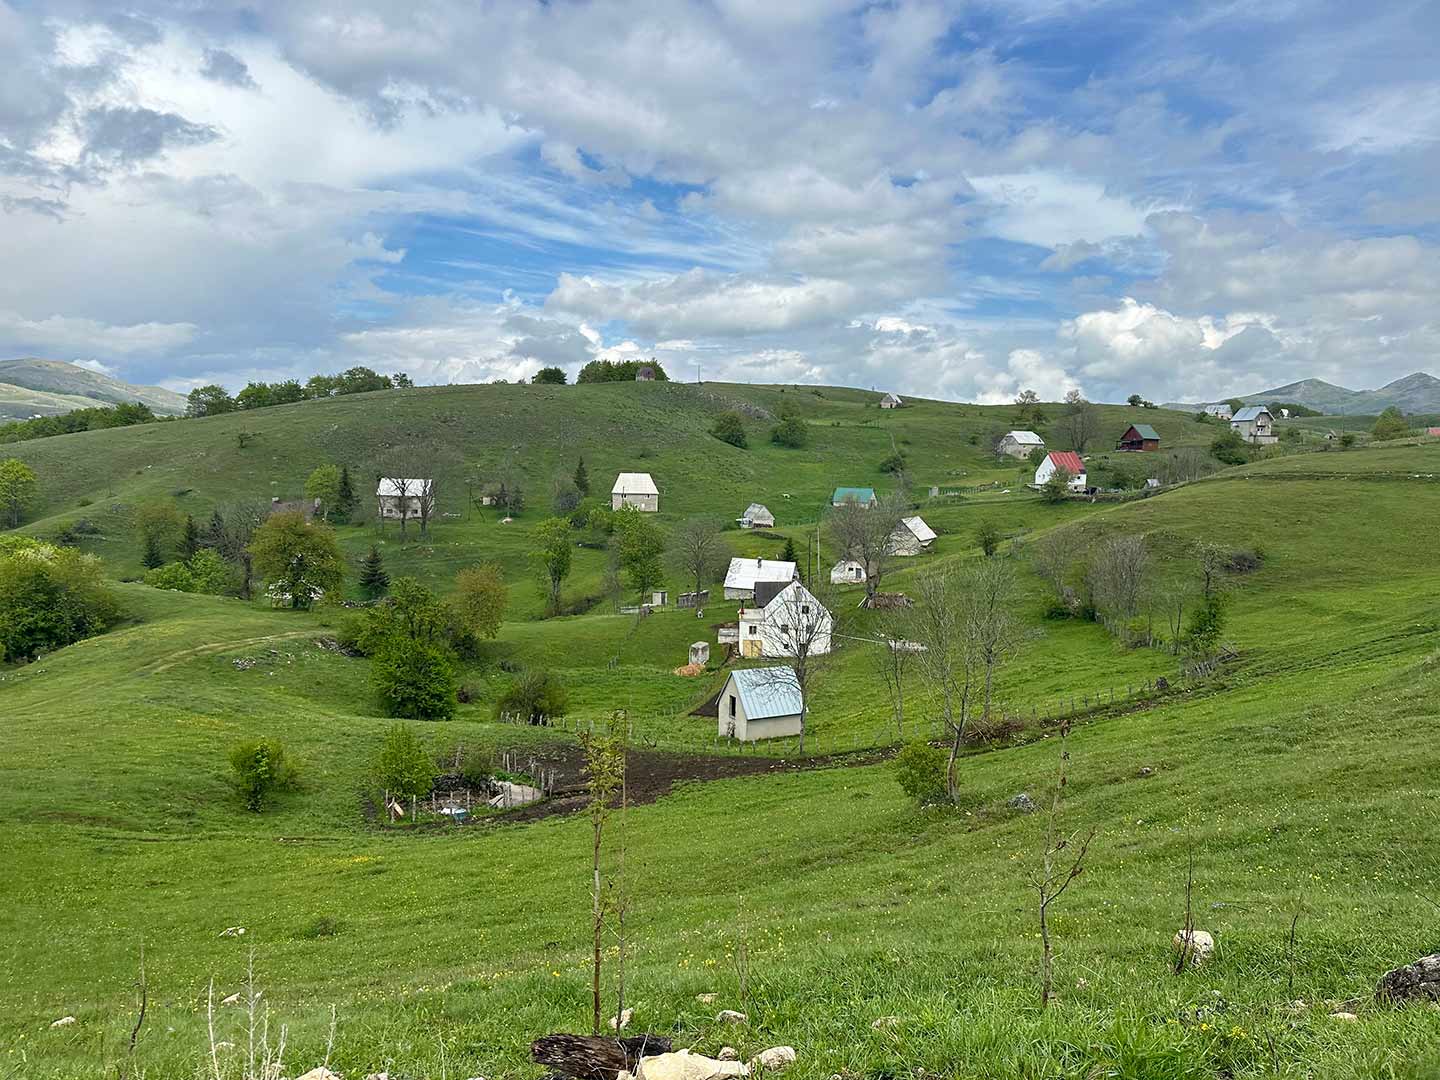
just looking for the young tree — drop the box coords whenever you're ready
[0,458,38,527]
[135,501,184,565]
[335,465,357,523]
[1087,534,1152,642]
[494,669,569,724]
[1032,718,1095,1008]
[180,514,201,559]
[1193,540,1227,600]
[975,520,1002,556]
[1373,406,1410,441]
[964,557,1026,742]
[371,638,456,720]
[531,517,574,616]
[580,715,627,1035]
[212,501,266,598]
[710,410,748,448]
[1058,390,1099,453]
[827,492,907,604]
[359,544,390,599]
[305,464,342,521]
[248,511,346,609]
[780,537,798,565]
[551,472,583,515]
[873,613,916,739]
[573,456,590,496]
[910,566,974,800]
[1040,466,1074,504]
[228,738,300,812]
[141,534,165,570]
[1030,530,1076,610]
[450,563,507,647]
[373,723,437,799]
[770,415,809,448]
[612,507,666,605]
[669,516,728,600]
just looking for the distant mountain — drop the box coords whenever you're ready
[1166,371,1440,416]
[0,358,188,421]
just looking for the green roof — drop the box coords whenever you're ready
[832,486,876,504]
[1127,424,1160,441]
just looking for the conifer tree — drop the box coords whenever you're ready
[573,456,589,496]
[360,544,390,599]
[203,508,226,549]
[141,534,165,569]
[181,514,200,558]
[336,465,356,522]
[781,537,798,564]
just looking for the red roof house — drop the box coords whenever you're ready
[1035,451,1086,491]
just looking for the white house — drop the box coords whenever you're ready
[736,580,833,660]
[830,557,866,585]
[1034,451,1087,491]
[998,430,1045,459]
[879,391,902,409]
[611,472,659,511]
[737,502,775,529]
[718,667,804,742]
[1203,403,1234,420]
[376,478,433,520]
[886,515,937,556]
[723,556,798,600]
[1231,406,1278,445]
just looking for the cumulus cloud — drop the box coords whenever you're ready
[0,309,198,354]
[200,48,258,90]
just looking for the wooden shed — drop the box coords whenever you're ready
[1117,424,1160,451]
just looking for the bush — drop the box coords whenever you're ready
[1339,433,1357,449]
[894,741,948,806]
[975,521,1001,557]
[711,410,748,449]
[0,543,121,661]
[495,669,569,724]
[770,415,809,449]
[1372,406,1410,441]
[879,450,906,474]
[458,743,497,787]
[1226,547,1264,573]
[1210,429,1249,466]
[373,723,436,798]
[371,637,457,720]
[143,548,232,595]
[228,738,300,812]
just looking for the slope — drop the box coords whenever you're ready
[0,357,188,418]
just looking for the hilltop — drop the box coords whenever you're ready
[0,357,188,420]
[1168,371,1440,415]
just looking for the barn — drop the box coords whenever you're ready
[738,502,775,529]
[717,667,804,742]
[997,430,1045,459]
[723,556,798,600]
[887,515,936,555]
[1117,424,1161,451]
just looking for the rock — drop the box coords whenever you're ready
[295,1069,343,1080]
[1155,676,1169,691]
[1172,929,1214,967]
[50,1016,76,1028]
[219,926,246,938]
[1007,793,1036,813]
[749,1047,795,1073]
[363,1073,388,1080]
[1330,1011,1359,1022]
[696,993,717,1004]
[609,1008,634,1031]
[221,992,242,1006]
[717,1048,738,1061]
[870,1016,899,1031]
[1377,953,1440,1004]
[636,1049,749,1080]
[715,1010,748,1024]
[1137,766,1154,777]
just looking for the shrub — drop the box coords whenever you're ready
[711,410,748,449]
[228,737,300,812]
[495,669,569,724]
[770,415,809,449]
[373,723,436,798]
[143,548,232,595]
[0,544,121,661]
[1226,547,1264,574]
[1339,433,1357,449]
[879,450,907,474]
[1372,407,1410,441]
[1210,429,1249,466]
[894,741,948,806]
[458,743,497,787]
[296,915,342,939]
[975,521,1001,557]
[371,637,457,720]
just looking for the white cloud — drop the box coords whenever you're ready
[0,309,198,354]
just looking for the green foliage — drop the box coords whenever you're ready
[140,535,164,570]
[359,545,389,599]
[134,500,184,563]
[227,737,300,812]
[533,366,568,385]
[1185,593,1228,657]
[450,563,508,648]
[372,724,437,797]
[531,517,574,616]
[1126,394,1143,407]
[1372,407,1410,441]
[612,507,666,600]
[894,741,947,806]
[771,414,810,448]
[878,450,906,473]
[0,401,157,447]
[456,743,497,787]
[576,358,670,382]
[573,456,590,495]
[1040,467,1073,503]
[180,514,200,558]
[305,464,342,519]
[1339,432,1357,449]
[335,465,356,522]
[0,543,121,661]
[248,511,346,609]
[1210,428,1249,465]
[710,410,748,448]
[975,520,1001,556]
[0,458,39,528]
[186,384,236,417]
[781,537,798,564]
[143,548,231,595]
[495,668,569,723]
[370,636,457,720]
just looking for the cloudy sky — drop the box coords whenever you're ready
[1,0,1437,403]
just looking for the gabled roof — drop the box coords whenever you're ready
[611,471,658,495]
[881,391,902,403]
[1231,406,1269,422]
[727,667,803,720]
[724,557,797,591]
[1123,424,1160,441]
[752,580,788,609]
[742,502,773,520]
[899,515,936,543]
[1005,430,1045,445]
[1046,451,1085,475]
[760,580,828,619]
[376,478,432,497]
[832,486,876,504]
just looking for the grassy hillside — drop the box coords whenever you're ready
[0,357,188,419]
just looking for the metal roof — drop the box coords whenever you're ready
[832,486,877,503]
[728,667,803,720]
[900,515,936,543]
[1046,451,1085,475]
[1005,430,1044,444]
[611,471,658,495]
[1125,424,1160,441]
[1231,406,1269,422]
[375,478,432,497]
[724,557,797,591]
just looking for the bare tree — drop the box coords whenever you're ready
[1032,717,1095,1007]
[1030,530,1076,609]
[1193,540,1227,599]
[1087,534,1152,642]
[964,557,1026,738]
[826,492,908,604]
[213,501,267,599]
[375,435,460,539]
[1159,578,1195,656]
[669,517,730,599]
[873,613,917,740]
[1059,390,1100,453]
[910,566,975,800]
[580,715,626,1035]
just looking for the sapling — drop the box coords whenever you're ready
[1032,718,1095,1007]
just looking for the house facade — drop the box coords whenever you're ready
[831,486,877,508]
[1203,403,1234,420]
[718,667,804,742]
[736,580,833,660]
[886,515,936,556]
[1117,424,1161,451]
[879,392,902,409]
[1034,451,1086,491]
[1231,407,1277,445]
[830,558,866,585]
[723,556,798,600]
[376,478,433,520]
[998,430,1045,458]
[738,502,775,529]
[611,472,659,511]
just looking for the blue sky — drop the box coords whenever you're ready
[0,0,1437,403]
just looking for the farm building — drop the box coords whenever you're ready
[1117,424,1161,451]
[717,667,804,742]
[1204,403,1234,420]
[611,472,659,511]
[635,365,657,381]
[879,391,902,409]
[736,580,833,659]
[832,486,877,508]
[830,558,866,585]
[376,478,433,520]
[1034,451,1086,491]
[997,430,1045,458]
[887,515,937,556]
[1231,407,1277,445]
[723,556,798,600]
[738,502,775,529]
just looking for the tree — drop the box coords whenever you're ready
[963,558,1026,746]
[1040,466,1073,504]
[235,382,275,411]
[1030,531,1076,611]
[248,511,345,609]
[1087,534,1152,642]
[211,501,266,598]
[910,566,974,801]
[770,415,809,448]
[1193,540,1227,600]
[574,457,590,496]
[1014,388,1046,426]
[1059,391,1099,453]
[359,545,390,599]
[145,548,231,594]
[228,738,300,812]
[612,507,666,605]
[669,517,728,600]
[495,669,569,724]
[450,563,507,648]
[1339,432,1356,449]
[781,537,798,565]
[0,542,121,661]
[373,723,436,798]
[533,366,568,385]
[711,410,748,448]
[371,637,456,720]
[335,465,357,523]
[1211,428,1249,465]
[180,515,200,559]
[1127,393,1144,407]
[975,520,1002,557]
[305,464,342,521]
[0,459,38,528]
[579,715,627,1034]
[893,740,947,806]
[1032,718,1094,1008]
[874,616,916,739]
[186,384,236,417]
[531,518,574,616]
[134,501,184,565]
[827,492,907,603]
[1373,406,1410,441]
[141,535,164,570]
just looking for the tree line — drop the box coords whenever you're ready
[187,366,414,416]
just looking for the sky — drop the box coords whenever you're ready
[0,0,1437,405]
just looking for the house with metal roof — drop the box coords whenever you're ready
[887,515,937,556]
[997,430,1045,459]
[611,471,659,511]
[1034,451,1087,491]
[1203,403,1234,420]
[879,391,903,409]
[717,666,804,741]
[737,502,775,529]
[736,580,833,660]
[1230,406,1277,445]
[1117,423,1161,451]
[376,477,433,521]
[723,556,798,600]
[830,557,866,586]
[831,486,877,507]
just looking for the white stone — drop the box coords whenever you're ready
[717,1048,738,1061]
[50,1016,76,1028]
[219,926,247,938]
[716,1010,748,1024]
[749,1047,796,1072]
[1172,929,1214,966]
[696,993,717,1004]
[221,992,242,1006]
[609,1007,633,1031]
[295,1069,343,1080]
[1330,1011,1359,1022]
[636,1049,749,1080]
[363,1074,390,1080]
[870,1016,899,1030]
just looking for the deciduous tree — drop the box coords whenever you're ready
[531,517,574,616]
[248,511,345,609]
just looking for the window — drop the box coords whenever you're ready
[748,625,757,634]
[801,604,811,614]
[728,695,736,718]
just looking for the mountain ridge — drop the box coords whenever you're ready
[1165,371,1440,415]
[0,357,188,421]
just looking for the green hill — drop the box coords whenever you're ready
[0,357,188,420]
[4,383,1440,1078]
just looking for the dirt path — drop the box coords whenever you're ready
[137,631,319,676]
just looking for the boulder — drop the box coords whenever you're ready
[1172,929,1214,967]
[609,1008,634,1031]
[219,926,246,938]
[1007,793,1036,813]
[636,1049,749,1080]
[50,1016,76,1029]
[1377,953,1440,1004]
[221,992,242,1006]
[749,1047,795,1073]
[715,1010,748,1024]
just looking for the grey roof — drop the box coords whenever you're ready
[1232,406,1269,422]
[728,667,803,720]
[1005,430,1044,444]
[752,580,788,609]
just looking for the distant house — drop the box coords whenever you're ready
[831,486,877,508]
[376,478,433,521]
[1426,427,1440,438]
[998,430,1045,459]
[887,515,936,556]
[1204,403,1234,420]
[736,580,833,660]
[718,667,804,742]
[738,502,775,529]
[1034,451,1086,491]
[830,557,866,585]
[723,556,798,600]
[1117,424,1161,452]
[611,472,659,511]
[635,365,657,381]
[879,391,902,409]
[1231,407,1277,445]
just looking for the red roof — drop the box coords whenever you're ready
[1047,451,1084,474]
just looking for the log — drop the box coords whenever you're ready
[531,1034,674,1080]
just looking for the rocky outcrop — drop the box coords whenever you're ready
[1377,954,1440,1003]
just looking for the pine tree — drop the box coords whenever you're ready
[141,534,165,569]
[336,465,356,522]
[781,537,798,564]
[574,456,589,496]
[203,508,226,549]
[360,544,390,599]
[181,514,200,558]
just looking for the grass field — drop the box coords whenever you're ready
[4,385,1440,1078]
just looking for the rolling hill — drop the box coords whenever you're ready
[0,357,188,420]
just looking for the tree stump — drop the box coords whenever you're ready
[531,1034,674,1080]
[1377,953,1440,1003]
